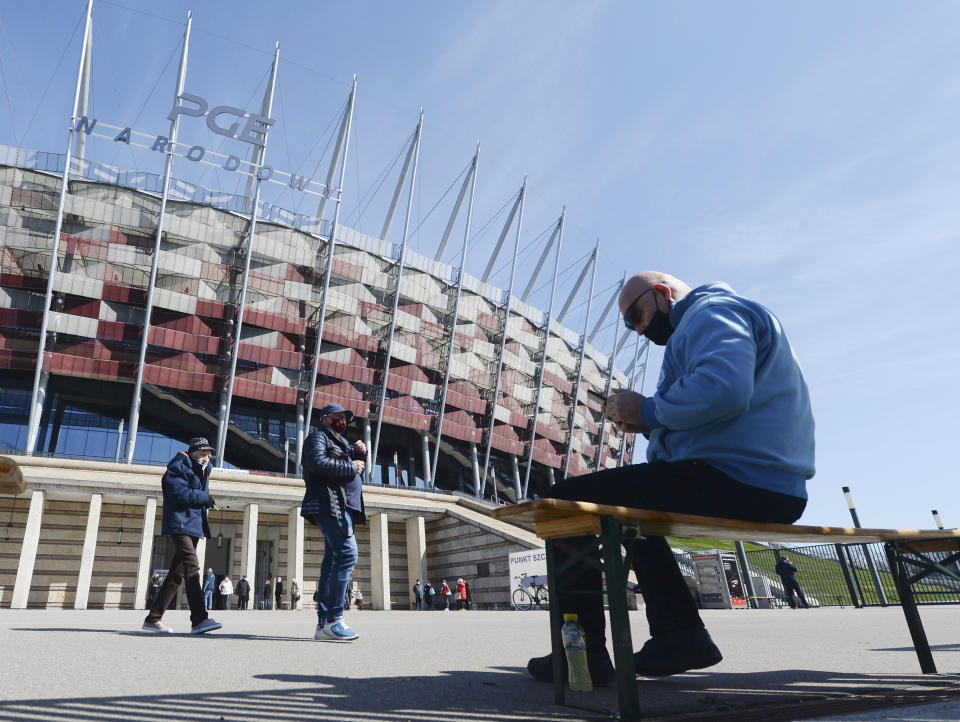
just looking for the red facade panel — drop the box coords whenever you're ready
[236,342,300,370]
[144,364,217,393]
[0,308,43,329]
[543,370,572,394]
[443,389,486,415]
[330,257,364,283]
[0,271,46,291]
[101,282,147,305]
[195,299,228,319]
[440,420,481,443]
[316,358,375,385]
[490,434,524,456]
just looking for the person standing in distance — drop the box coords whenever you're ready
[301,403,366,641]
[236,575,250,610]
[218,574,233,610]
[775,553,810,609]
[527,272,815,684]
[141,437,222,635]
[203,568,215,610]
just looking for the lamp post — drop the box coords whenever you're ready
[842,486,860,527]
[841,486,888,606]
[932,509,944,530]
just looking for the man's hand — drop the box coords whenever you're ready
[603,388,651,436]
[353,439,367,457]
[206,494,218,510]
[352,459,365,476]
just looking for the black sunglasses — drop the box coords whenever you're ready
[622,288,654,330]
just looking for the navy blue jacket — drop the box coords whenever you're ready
[775,558,798,581]
[160,451,212,538]
[301,425,365,526]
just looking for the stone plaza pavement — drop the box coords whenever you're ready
[0,606,958,721]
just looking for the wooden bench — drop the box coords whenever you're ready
[492,499,960,721]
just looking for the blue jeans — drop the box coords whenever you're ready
[203,590,213,609]
[314,513,358,624]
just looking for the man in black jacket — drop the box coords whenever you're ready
[141,437,222,635]
[301,403,366,641]
[775,554,809,609]
[236,575,250,610]
[412,579,422,610]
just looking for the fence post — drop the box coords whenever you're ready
[835,543,861,608]
[863,543,889,607]
[734,541,758,608]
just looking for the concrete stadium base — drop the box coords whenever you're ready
[0,607,958,720]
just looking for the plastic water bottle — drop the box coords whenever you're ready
[561,613,593,692]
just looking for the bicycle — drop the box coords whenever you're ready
[512,574,549,610]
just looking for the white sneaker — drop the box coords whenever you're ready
[321,619,358,642]
[142,619,173,633]
[190,618,222,635]
[314,624,325,641]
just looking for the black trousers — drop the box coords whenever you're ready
[238,595,249,610]
[146,534,208,627]
[781,578,809,608]
[546,460,806,650]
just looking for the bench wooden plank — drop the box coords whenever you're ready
[492,499,960,545]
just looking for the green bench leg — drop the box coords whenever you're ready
[601,516,640,720]
[545,538,566,706]
[545,521,641,719]
[885,541,936,674]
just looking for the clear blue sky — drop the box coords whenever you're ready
[1,1,957,528]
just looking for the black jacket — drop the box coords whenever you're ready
[236,579,250,597]
[160,451,212,538]
[775,558,798,580]
[301,425,366,525]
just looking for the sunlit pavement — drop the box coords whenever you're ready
[0,607,958,720]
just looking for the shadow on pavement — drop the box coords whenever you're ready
[1,668,959,721]
[11,627,307,642]
[871,643,960,652]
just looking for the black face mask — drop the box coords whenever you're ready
[643,296,674,346]
[330,417,348,435]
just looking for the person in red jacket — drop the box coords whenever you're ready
[455,578,467,610]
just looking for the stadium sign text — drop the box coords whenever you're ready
[71,92,324,196]
[166,93,275,149]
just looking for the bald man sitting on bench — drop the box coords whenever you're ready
[527,271,815,684]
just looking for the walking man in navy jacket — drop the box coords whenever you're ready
[141,437,223,635]
[301,403,366,641]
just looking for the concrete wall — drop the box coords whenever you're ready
[425,513,539,609]
[0,457,543,610]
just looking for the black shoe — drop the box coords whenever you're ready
[633,627,723,677]
[526,650,616,686]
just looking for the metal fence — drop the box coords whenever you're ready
[675,543,960,609]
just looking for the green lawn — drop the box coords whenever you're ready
[668,538,960,606]
[668,537,767,553]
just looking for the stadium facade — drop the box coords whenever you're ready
[0,3,643,609]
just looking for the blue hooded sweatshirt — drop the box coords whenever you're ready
[639,282,815,498]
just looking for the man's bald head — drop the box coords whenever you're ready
[619,272,691,314]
